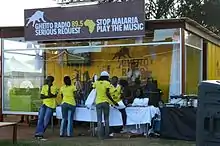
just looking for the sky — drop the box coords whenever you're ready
[0,0,59,27]
[0,0,148,27]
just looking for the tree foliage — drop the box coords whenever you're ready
[145,0,179,19]
[145,0,220,35]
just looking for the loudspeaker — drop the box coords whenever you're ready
[197,81,220,146]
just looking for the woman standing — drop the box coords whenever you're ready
[110,76,127,133]
[93,71,118,139]
[60,76,77,137]
[35,76,58,139]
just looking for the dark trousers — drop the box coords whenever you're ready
[96,102,110,139]
[109,108,127,133]
[118,108,127,126]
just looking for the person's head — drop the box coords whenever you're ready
[98,71,110,81]
[135,88,143,97]
[47,76,54,86]
[119,79,129,87]
[111,76,118,85]
[64,76,71,86]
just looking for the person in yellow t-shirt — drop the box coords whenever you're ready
[110,76,121,104]
[93,71,118,140]
[35,76,58,139]
[60,76,77,137]
[110,76,127,133]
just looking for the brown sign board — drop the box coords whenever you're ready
[24,0,145,41]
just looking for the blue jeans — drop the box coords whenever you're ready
[35,104,53,136]
[153,118,161,133]
[60,103,76,137]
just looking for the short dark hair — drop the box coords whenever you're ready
[98,76,110,82]
[64,76,71,86]
[135,88,144,98]
[47,76,54,83]
[112,76,118,80]
[119,79,129,87]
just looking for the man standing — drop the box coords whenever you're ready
[127,62,141,84]
[35,76,58,139]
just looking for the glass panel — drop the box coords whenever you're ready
[3,32,181,112]
[3,46,44,112]
[185,45,202,94]
[185,31,202,48]
[2,36,181,113]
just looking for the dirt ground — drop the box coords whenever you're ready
[0,115,195,146]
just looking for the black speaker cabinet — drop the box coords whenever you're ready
[197,81,220,146]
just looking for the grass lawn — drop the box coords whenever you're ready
[0,137,195,146]
[0,118,196,146]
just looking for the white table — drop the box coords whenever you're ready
[56,106,160,126]
[0,122,18,144]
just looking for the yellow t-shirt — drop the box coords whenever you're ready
[41,85,57,109]
[109,84,122,105]
[93,80,111,104]
[60,85,77,106]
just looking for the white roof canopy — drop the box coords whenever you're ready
[4,57,41,73]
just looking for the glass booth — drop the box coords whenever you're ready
[2,28,182,114]
[184,31,203,95]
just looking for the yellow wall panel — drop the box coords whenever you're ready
[46,44,174,101]
[207,43,220,80]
